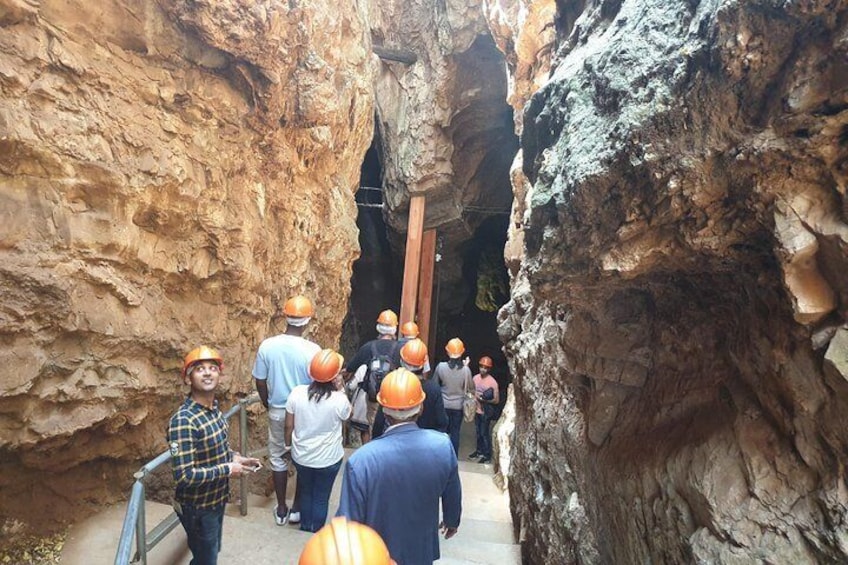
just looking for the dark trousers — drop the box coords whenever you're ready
[475,413,492,458]
[445,408,463,455]
[176,502,225,565]
[293,458,343,532]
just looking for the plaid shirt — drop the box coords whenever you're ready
[167,396,233,508]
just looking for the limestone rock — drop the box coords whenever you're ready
[495,0,848,562]
[0,0,372,530]
[368,0,517,309]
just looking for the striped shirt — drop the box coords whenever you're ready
[167,397,232,508]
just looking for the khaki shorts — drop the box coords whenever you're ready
[267,407,289,472]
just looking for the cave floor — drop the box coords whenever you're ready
[62,420,519,564]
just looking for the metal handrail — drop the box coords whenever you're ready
[115,393,261,565]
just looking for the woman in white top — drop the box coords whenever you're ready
[285,349,352,532]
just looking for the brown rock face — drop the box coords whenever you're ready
[494,0,848,563]
[0,0,372,530]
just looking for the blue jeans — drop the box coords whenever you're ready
[176,502,225,565]
[294,458,343,532]
[475,413,492,458]
[445,409,463,455]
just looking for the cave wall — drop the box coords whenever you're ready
[0,0,373,528]
[491,0,848,562]
[367,0,517,314]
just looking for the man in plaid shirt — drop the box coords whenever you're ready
[168,346,260,565]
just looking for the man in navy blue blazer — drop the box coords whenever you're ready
[337,368,462,565]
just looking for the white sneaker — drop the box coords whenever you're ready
[273,505,289,526]
[287,511,301,524]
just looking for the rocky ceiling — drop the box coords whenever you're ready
[368,0,518,312]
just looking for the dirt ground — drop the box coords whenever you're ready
[0,531,66,564]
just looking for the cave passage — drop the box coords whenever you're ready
[341,134,402,356]
[345,137,512,400]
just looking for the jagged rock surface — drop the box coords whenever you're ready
[494,0,848,563]
[367,0,517,310]
[0,0,372,531]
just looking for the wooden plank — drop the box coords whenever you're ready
[400,196,426,326]
[416,229,437,351]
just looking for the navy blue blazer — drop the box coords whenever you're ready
[337,422,462,564]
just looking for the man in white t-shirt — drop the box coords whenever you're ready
[253,295,321,526]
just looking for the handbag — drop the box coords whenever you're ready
[462,375,476,423]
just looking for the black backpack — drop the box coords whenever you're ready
[361,341,395,402]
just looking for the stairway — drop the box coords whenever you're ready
[62,421,520,564]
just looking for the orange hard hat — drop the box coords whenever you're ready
[298,516,392,565]
[284,295,315,318]
[445,338,465,358]
[400,338,428,368]
[400,321,419,338]
[310,349,343,383]
[182,345,223,377]
[377,368,426,410]
[376,309,398,327]
[478,356,493,368]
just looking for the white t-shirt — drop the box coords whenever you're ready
[286,385,351,468]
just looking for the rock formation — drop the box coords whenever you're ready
[0,0,373,530]
[494,0,848,562]
[367,0,517,311]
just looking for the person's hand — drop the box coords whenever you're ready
[462,357,470,367]
[229,462,247,477]
[439,522,458,539]
[234,454,261,471]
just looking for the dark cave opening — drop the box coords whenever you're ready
[344,34,516,406]
[435,214,513,405]
[344,133,513,407]
[341,133,402,357]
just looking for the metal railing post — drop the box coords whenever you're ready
[239,397,249,516]
[134,472,147,565]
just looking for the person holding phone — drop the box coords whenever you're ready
[285,349,352,532]
[167,345,261,565]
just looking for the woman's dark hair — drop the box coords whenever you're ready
[308,380,335,402]
[448,358,463,370]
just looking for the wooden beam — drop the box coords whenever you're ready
[400,196,426,327]
[373,46,418,65]
[416,229,437,351]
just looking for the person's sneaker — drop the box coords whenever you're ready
[467,451,480,460]
[287,511,301,524]
[273,505,289,526]
[477,456,492,464]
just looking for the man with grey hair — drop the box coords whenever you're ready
[253,295,320,526]
[337,368,462,564]
[341,309,400,444]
